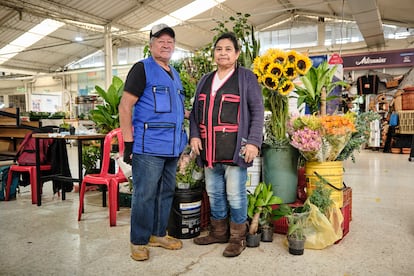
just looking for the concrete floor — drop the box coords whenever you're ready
[1,148,413,276]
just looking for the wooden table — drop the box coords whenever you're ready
[32,133,106,206]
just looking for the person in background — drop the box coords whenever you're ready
[119,23,188,262]
[189,32,264,257]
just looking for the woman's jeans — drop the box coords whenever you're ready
[204,164,247,224]
[130,154,178,245]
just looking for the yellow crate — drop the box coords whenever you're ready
[397,110,414,134]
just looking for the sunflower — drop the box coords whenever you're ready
[266,48,287,64]
[263,73,279,90]
[278,80,294,96]
[253,48,311,95]
[286,50,299,63]
[295,54,312,75]
[283,63,298,80]
[252,48,314,144]
[267,63,284,79]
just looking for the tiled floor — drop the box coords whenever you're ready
[1,147,413,276]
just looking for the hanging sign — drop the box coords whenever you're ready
[328,53,343,64]
[342,48,414,69]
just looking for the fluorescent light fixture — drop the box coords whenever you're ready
[140,0,226,31]
[0,19,65,65]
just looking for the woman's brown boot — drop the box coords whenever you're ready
[222,221,248,257]
[193,218,229,245]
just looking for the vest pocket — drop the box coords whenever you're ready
[197,94,207,125]
[152,86,172,113]
[213,125,238,162]
[219,94,240,125]
[143,122,175,155]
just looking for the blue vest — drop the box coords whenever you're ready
[132,57,187,157]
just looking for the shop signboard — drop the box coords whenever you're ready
[342,49,414,70]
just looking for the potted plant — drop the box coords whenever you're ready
[294,60,348,115]
[286,205,309,255]
[259,203,275,242]
[89,76,124,134]
[252,49,312,204]
[247,182,283,247]
[58,122,71,133]
[176,146,203,190]
[82,144,101,175]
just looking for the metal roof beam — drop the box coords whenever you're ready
[346,0,385,47]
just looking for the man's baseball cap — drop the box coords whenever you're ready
[150,23,175,39]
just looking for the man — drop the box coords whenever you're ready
[119,23,188,261]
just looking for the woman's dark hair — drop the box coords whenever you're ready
[213,32,240,52]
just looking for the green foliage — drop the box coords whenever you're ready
[82,145,100,173]
[175,147,202,189]
[175,157,199,187]
[180,70,196,110]
[337,111,381,162]
[174,49,213,112]
[287,206,309,241]
[272,203,293,221]
[143,44,151,58]
[307,181,333,216]
[89,76,124,134]
[187,48,215,82]
[294,61,348,114]
[211,12,260,68]
[247,182,283,234]
[59,122,70,130]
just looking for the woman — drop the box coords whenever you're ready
[189,32,264,257]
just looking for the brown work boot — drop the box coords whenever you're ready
[193,218,229,245]
[222,221,248,257]
[148,235,182,250]
[130,244,149,261]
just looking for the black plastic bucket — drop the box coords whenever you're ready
[168,188,202,239]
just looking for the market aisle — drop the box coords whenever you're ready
[0,149,413,276]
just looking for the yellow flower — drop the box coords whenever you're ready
[253,48,313,144]
[278,80,294,96]
[263,73,279,90]
[295,54,312,75]
[267,63,283,78]
[253,48,312,96]
[283,63,297,80]
[286,50,299,63]
[270,49,287,64]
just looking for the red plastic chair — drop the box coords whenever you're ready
[5,164,52,204]
[78,128,128,226]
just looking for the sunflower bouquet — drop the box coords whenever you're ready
[287,113,357,162]
[253,49,312,146]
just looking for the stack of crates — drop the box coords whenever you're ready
[397,110,414,134]
[335,186,352,244]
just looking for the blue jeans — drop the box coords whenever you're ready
[130,154,178,245]
[204,164,247,224]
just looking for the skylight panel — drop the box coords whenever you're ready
[141,0,226,31]
[0,19,64,65]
